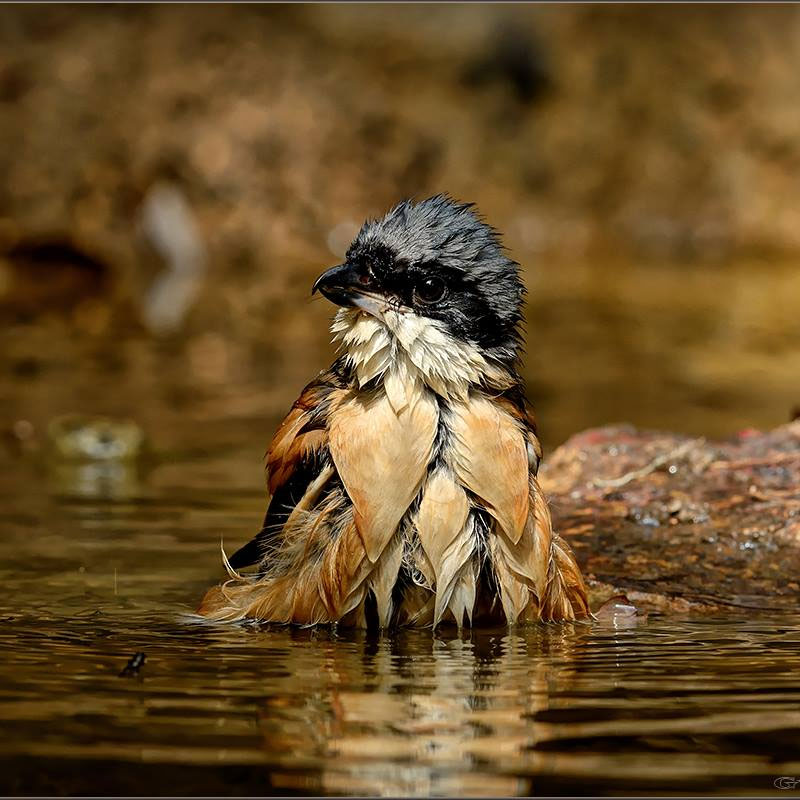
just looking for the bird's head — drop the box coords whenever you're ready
[313,195,524,396]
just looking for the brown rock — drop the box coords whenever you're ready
[541,421,800,614]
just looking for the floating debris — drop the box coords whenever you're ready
[119,651,146,677]
[47,414,144,462]
[594,593,640,621]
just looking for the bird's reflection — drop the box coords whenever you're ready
[254,624,588,796]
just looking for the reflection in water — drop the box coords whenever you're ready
[249,623,800,796]
[46,460,143,501]
[257,628,582,796]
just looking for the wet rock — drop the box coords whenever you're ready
[542,421,800,614]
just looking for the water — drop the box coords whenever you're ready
[2,433,799,796]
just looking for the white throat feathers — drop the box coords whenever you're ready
[331,307,512,410]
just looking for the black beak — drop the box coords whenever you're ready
[311,262,361,307]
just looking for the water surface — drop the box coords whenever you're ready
[1,435,798,797]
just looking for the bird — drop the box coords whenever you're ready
[198,195,590,628]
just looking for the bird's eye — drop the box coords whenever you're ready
[414,276,447,304]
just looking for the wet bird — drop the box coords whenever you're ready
[199,195,590,627]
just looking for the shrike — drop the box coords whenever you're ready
[200,195,590,628]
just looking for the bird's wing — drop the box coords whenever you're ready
[450,393,530,544]
[227,366,343,570]
[450,389,589,623]
[328,388,438,562]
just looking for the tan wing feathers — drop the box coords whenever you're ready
[450,394,529,545]
[490,473,589,624]
[369,532,405,627]
[539,535,591,621]
[414,470,470,577]
[329,389,438,562]
[200,374,591,628]
[496,477,553,596]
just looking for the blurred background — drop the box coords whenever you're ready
[1,3,799,461]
